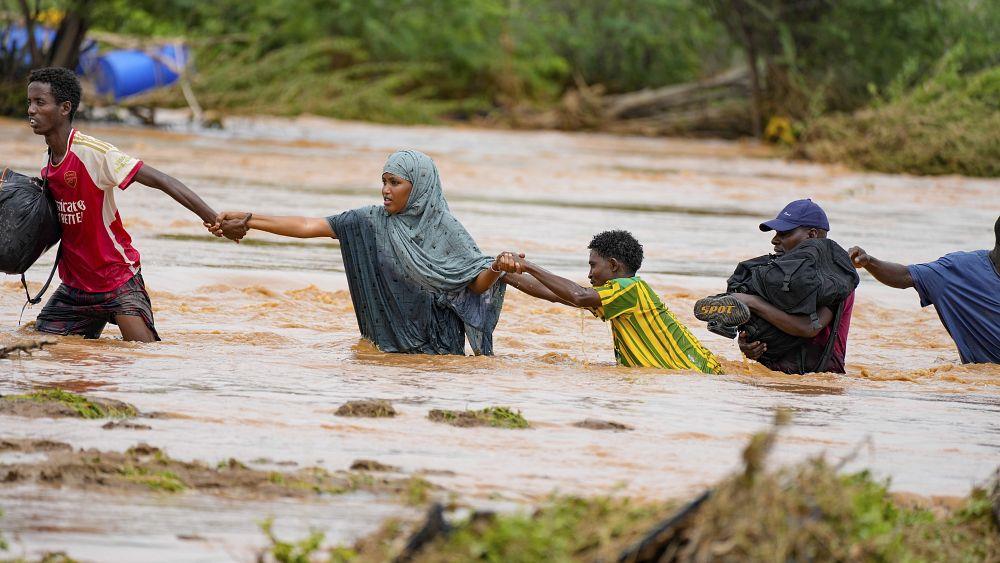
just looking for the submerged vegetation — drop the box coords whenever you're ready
[119,465,187,493]
[428,406,530,429]
[0,389,137,419]
[0,439,418,499]
[259,411,1000,562]
[335,400,396,418]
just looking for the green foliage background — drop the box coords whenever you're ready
[4,0,998,174]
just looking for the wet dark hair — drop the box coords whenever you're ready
[588,230,644,274]
[28,67,81,121]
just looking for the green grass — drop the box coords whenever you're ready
[0,508,7,552]
[217,458,249,470]
[403,476,432,506]
[119,465,187,493]
[260,518,326,563]
[427,406,530,429]
[311,495,670,562]
[3,389,137,419]
[423,496,666,562]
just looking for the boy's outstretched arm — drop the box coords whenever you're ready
[135,165,218,225]
[512,256,601,309]
[214,211,335,239]
[503,272,574,306]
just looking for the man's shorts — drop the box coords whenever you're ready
[35,273,160,340]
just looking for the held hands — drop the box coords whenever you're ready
[493,251,526,274]
[205,211,252,243]
[848,246,870,269]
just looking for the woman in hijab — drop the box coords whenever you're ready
[211,150,507,355]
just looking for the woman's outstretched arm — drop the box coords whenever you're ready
[468,267,503,295]
[214,212,336,239]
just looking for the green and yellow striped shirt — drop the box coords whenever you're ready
[592,277,723,374]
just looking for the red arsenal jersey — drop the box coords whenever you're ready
[41,129,144,293]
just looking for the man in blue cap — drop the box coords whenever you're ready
[696,199,855,373]
[847,216,999,364]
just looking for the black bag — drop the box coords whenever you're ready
[0,168,62,305]
[727,238,859,369]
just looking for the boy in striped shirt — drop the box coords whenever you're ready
[496,230,722,373]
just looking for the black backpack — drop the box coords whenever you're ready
[727,238,859,370]
[0,168,62,305]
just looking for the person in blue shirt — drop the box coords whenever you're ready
[848,216,1000,364]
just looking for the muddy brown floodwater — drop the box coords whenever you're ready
[1,114,999,561]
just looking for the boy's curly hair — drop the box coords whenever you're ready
[588,230,643,274]
[28,67,82,121]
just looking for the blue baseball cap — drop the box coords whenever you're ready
[759,199,830,232]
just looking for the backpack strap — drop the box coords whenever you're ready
[18,244,61,324]
[813,300,846,373]
[781,270,793,292]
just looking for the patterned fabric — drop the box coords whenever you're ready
[41,128,144,293]
[322,150,505,355]
[380,150,494,292]
[593,277,722,373]
[35,272,159,340]
[328,208,505,356]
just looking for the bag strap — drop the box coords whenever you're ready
[22,245,61,305]
[19,244,61,324]
[813,300,846,373]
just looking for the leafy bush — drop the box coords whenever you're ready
[797,60,1000,177]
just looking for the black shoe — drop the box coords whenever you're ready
[694,294,751,339]
[706,320,738,339]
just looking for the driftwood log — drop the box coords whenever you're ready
[603,67,750,120]
[549,67,754,137]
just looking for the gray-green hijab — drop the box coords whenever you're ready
[381,149,493,291]
[328,150,504,355]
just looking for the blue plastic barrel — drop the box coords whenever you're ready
[94,44,189,100]
[2,25,55,56]
[2,24,99,72]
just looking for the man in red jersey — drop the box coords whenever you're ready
[26,67,242,342]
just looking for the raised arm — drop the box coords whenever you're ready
[214,212,335,239]
[848,246,913,289]
[135,164,217,224]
